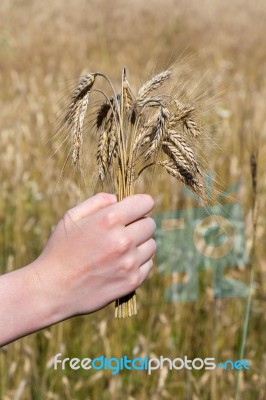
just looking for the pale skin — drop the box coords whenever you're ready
[0,193,156,347]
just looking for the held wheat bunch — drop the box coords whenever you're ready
[63,67,206,318]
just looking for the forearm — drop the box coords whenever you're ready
[0,260,59,347]
[0,193,155,346]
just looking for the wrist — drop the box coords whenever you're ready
[0,260,63,346]
[28,257,66,327]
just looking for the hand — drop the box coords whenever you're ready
[32,192,156,321]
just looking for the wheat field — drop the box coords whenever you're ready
[0,0,266,399]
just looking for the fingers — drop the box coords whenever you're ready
[106,194,155,226]
[126,217,156,247]
[68,193,154,227]
[67,193,117,222]
[119,239,156,294]
[137,259,154,286]
[136,238,157,266]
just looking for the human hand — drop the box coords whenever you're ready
[32,192,156,322]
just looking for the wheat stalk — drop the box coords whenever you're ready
[63,67,206,318]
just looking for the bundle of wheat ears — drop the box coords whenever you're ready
[63,67,206,318]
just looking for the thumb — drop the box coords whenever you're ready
[67,192,117,222]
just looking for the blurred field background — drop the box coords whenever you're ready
[0,0,266,399]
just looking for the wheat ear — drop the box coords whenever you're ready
[63,68,207,318]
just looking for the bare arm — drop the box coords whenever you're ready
[0,193,156,346]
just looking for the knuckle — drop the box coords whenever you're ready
[105,211,119,227]
[121,255,136,273]
[127,274,141,291]
[95,192,108,201]
[115,235,132,254]
[96,192,115,202]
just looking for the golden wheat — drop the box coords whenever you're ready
[63,67,206,318]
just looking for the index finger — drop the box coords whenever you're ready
[105,194,155,226]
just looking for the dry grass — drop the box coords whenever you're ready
[0,0,266,399]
